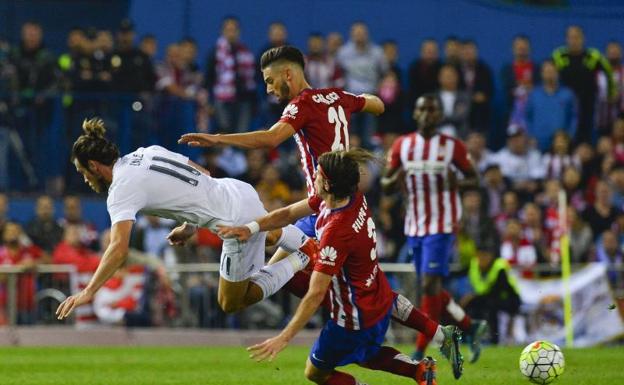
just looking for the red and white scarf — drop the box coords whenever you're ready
[214,37,256,102]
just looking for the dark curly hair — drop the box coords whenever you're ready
[71,117,120,169]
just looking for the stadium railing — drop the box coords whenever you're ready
[0,262,622,328]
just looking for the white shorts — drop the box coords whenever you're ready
[218,181,268,282]
[219,232,267,282]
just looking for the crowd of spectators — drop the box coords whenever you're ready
[0,18,623,338]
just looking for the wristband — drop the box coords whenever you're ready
[244,221,260,234]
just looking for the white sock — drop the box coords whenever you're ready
[276,224,308,252]
[250,251,310,299]
[432,325,445,348]
[446,298,466,322]
[392,294,413,322]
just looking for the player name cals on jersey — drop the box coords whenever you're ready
[278,88,366,196]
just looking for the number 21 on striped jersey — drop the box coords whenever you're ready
[328,106,349,151]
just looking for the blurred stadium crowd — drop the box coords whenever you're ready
[0,17,623,342]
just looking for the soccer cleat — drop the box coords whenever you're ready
[415,356,437,385]
[299,238,320,272]
[467,319,489,364]
[439,325,464,379]
[411,350,424,361]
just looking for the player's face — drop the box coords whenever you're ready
[314,168,329,199]
[74,158,107,193]
[262,65,291,103]
[413,97,442,132]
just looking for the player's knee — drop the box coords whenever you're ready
[303,363,327,383]
[266,229,281,247]
[303,366,321,383]
[218,296,242,314]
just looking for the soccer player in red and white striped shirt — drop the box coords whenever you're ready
[219,149,443,385]
[382,94,487,363]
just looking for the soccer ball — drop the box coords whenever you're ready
[519,340,565,384]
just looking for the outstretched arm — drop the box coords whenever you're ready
[218,199,314,241]
[247,271,332,361]
[56,220,133,319]
[360,93,385,116]
[178,121,295,149]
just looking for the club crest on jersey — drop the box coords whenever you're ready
[320,246,338,266]
[281,103,299,119]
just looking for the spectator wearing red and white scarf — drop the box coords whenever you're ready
[205,16,256,133]
[500,219,537,279]
[305,33,344,90]
[542,131,581,179]
[596,42,624,134]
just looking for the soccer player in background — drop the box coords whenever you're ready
[55,118,314,320]
[219,149,442,385]
[382,94,488,363]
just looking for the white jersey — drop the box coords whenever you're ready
[107,146,263,232]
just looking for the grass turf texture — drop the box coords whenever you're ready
[0,345,622,384]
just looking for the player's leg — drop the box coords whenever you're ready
[438,288,488,363]
[265,228,282,247]
[393,293,463,378]
[430,233,488,363]
[304,358,357,385]
[217,181,311,312]
[217,234,265,313]
[306,315,384,385]
[356,309,437,385]
[266,214,318,265]
[218,232,314,313]
[362,347,437,385]
[415,234,450,359]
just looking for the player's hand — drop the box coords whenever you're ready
[247,334,289,362]
[216,225,252,241]
[178,133,219,147]
[167,222,196,246]
[56,289,94,320]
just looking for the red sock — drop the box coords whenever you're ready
[416,294,442,351]
[392,302,438,340]
[364,346,423,379]
[323,371,357,385]
[285,271,331,309]
[439,290,471,332]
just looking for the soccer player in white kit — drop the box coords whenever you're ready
[56,118,313,320]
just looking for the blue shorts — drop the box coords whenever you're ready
[308,307,392,370]
[408,233,455,277]
[294,214,318,238]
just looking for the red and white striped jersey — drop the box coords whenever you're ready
[387,132,472,237]
[308,192,394,330]
[279,88,365,196]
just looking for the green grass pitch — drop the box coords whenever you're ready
[0,345,622,384]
